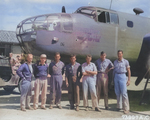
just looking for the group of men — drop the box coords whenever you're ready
[16,50,131,114]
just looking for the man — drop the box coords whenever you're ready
[113,50,131,114]
[16,54,34,111]
[33,54,50,110]
[82,54,101,112]
[49,52,65,109]
[65,55,80,111]
[95,51,114,110]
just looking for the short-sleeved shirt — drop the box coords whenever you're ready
[95,58,113,73]
[114,58,130,74]
[49,61,65,75]
[65,62,80,78]
[82,62,97,81]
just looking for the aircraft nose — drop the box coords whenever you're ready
[16,15,48,53]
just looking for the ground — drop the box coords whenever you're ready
[0,77,150,120]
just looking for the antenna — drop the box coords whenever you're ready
[109,0,113,9]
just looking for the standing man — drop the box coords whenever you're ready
[17,54,34,111]
[82,54,101,112]
[114,50,131,114]
[33,54,50,110]
[49,52,65,109]
[95,51,114,110]
[65,55,80,111]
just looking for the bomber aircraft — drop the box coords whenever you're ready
[16,6,150,86]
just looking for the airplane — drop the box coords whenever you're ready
[16,6,150,86]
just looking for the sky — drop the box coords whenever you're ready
[0,0,150,31]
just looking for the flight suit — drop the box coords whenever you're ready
[82,62,98,108]
[95,58,113,108]
[49,61,64,105]
[65,62,80,108]
[113,58,130,111]
[17,63,34,110]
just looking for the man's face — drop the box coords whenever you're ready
[40,57,46,64]
[86,56,92,63]
[70,56,76,64]
[118,52,123,59]
[27,55,33,63]
[100,53,106,60]
[55,54,60,61]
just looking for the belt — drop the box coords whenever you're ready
[52,74,62,75]
[116,72,125,74]
[98,72,107,74]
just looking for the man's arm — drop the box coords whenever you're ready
[16,64,25,79]
[126,67,131,86]
[82,72,91,76]
[85,71,97,75]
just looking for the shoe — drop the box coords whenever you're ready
[85,106,88,111]
[21,108,26,112]
[124,110,129,114]
[58,105,62,109]
[76,106,79,111]
[116,108,122,111]
[95,107,101,112]
[70,105,74,110]
[41,107,47,110]
[33,107,37,110]
[26,106,33,110]
[105,107,108,110]
[49,105,53,109]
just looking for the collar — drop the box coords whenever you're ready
[117,58,124,62]
[71,62,76,66]
[86,62,92,66]
[39,62,46,66]
[99,58,106,62]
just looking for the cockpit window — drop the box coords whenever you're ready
[97,10,118,25]
[76,8,96,19]
[110,13,119,24]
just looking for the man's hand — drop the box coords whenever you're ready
[47,74,51,78]
[66,82,69,87]
[126,80,130,86]
[72,76,77,82]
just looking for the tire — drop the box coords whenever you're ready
[3,86,15,92]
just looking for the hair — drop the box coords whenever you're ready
[100,51,106,55]
[118,50,123,54]
[27,54,33,57]
[70,54,76,58]
[55,52,60,56]
[86,54,92,58]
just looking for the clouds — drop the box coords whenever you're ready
[0,0,150,31]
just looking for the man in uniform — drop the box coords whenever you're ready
[33,54,50,110]
[65,55,80,111]
[113,50,131,114]
[95,51,114,110]
[17,54,34,111]
[82,54,101,112]
[49,52,65,109]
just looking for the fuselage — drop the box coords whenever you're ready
[16,6,150,65]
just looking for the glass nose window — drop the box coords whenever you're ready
[47,15,60,31]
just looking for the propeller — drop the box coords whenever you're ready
[62,6,66,13]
